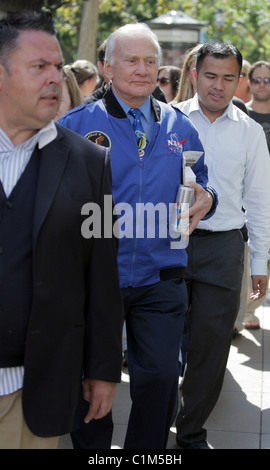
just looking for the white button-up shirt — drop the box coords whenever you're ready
[0,121,57,396]
[174,94,270,275]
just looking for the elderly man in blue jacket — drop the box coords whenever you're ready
[59,23,217,449]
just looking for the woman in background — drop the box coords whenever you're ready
[172,44,202,103]
[55,65,82,120]
[157,65,182,103]
[71,59,98,98]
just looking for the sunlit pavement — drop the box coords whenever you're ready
[59,298,270,450]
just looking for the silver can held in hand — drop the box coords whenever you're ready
[170,184,194,234]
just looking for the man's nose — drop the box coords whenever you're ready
[48,66,63,84]
[136,60,147,74]
[213,78,223,89]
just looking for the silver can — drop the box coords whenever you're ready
[170,184,194,234]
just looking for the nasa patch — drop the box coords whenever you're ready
[84,131,111,150]
[165,133,187,155]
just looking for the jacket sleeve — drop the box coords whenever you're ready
[83,149,124,383]
[182,117,218,220]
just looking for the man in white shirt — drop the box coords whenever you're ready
[237,61,270,331]
[247,60,270,151]
[174,42,270,449]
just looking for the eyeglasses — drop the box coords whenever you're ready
[251,77,270,85]
[157,77,170,85]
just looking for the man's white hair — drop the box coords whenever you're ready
[105,23,162,66]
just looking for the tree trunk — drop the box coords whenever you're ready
[77,0,99,63]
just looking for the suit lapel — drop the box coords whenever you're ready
[33,130,70,247]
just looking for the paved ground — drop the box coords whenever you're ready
[58,299,270,450]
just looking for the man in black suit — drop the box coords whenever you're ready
[0,11,123,449]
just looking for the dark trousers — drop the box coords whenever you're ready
[176,229,244,445]
[123,278,187,449]
[71,277,187,449]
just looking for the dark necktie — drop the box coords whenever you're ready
[129,107,147,156]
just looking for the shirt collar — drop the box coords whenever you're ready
[228,101,240,122]
[112,91,152,123]
[0,120,57,151]
[189,93,201,113]
[37,120,58,149]
[191,93,238,122]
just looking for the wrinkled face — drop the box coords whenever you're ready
[250,65,270,103]
[196,55,240,122]
[105,34,159,107]
[0,29,63,140]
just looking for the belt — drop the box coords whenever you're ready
[193,229,214,234]
[160,267,185,280]
[193,228,240,235]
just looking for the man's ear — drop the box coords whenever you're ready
[104,60,113,81]
[192,67,197,80]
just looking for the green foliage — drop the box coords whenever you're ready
[96,0,180,40]
[52,1,83,63]
[182,0,270,62]
[52,0,180,62]
[51,0,270,65]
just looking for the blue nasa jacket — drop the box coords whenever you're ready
[58,88,217,287]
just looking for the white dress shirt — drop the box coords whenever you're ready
[174,94,270,275]
[0,121,57,396]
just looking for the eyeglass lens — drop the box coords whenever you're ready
[157,77,170,84]
[251,77,270,85]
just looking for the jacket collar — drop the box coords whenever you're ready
[103,84,161,122]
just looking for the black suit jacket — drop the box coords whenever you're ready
[22,124,123,437]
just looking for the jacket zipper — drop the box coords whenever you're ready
[128,151,144,286]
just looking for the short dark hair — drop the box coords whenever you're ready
[0,11,56,71]
[249,60,270,80]
[196,42,242,77]
[97,39,107,65]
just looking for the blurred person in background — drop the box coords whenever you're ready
[84,39,108,104]
[157,65,181,103]
[172,44,202,103]
[235,59,252,103]
[247,60,270,152]
[71,59,98,99]
[54,64,82,120]
[237,60,270,332]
